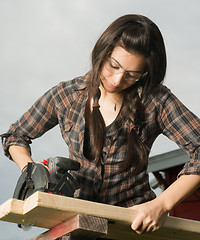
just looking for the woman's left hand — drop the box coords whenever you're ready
[130,198,169,234]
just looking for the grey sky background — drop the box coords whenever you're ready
[0,0,199,239]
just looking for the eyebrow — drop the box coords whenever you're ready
[111,57,143,74]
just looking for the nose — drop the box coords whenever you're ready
[112,72,124,86]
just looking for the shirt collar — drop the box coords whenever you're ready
[72,73,90,91]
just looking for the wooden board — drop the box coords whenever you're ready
[0,191,200,240]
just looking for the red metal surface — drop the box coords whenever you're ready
[153,165,200,221]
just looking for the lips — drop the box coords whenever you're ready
[107,80,118,89]
[102,76,120,89]
[100,76,121,93]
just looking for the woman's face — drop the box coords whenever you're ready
[100,46,146,94]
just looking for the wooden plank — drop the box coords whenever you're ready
[0,198,24,224]
[23,191,138,228]
[0,191,200,240]
[31,214,108,240]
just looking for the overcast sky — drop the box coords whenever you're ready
[0,0,199,239]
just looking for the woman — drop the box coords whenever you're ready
[1,14,200,234]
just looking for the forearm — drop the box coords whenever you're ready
[157,174,200,212]
[9,145,34,171]
[130,173,200,234]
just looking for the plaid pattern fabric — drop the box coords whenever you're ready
[1,75,200,207]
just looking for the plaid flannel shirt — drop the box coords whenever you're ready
[1,75,200,207]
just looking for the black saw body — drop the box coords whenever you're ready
[13,157,80,201]
[13,163,51,200]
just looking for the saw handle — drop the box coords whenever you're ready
[42,157,81,196]
[43,157,80,182]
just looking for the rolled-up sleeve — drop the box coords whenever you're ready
[1,86,58,160]
[157,89,200,176]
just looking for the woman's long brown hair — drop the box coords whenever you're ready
[87,14,167,174]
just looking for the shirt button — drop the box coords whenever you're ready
[95,179,102,188]
[96,179,101,184]
[103,151,107,157]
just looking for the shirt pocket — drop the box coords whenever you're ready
[62,116,85,159]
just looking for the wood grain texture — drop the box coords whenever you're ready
[0,191,200,240]
[0,198,24,224]
[31,214,108,240]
